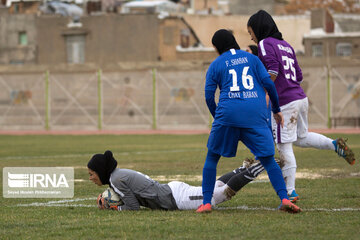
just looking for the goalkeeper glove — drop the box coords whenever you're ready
[97,194,120,210]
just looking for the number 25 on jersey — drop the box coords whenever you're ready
[282,56,296,81]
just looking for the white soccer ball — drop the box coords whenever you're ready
[101,187,123,207]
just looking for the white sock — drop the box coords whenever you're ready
[277,143,297,170]
[294,132,335,150]
[282,168,296,195]
[277,143,297,194]
[214,180,225,188]
[213,183,230,205]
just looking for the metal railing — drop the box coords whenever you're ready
[0,65,359,130]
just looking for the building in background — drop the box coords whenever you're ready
[0,11,37,64]
[0,0,359,129]
[303,9,360,58]
[5,0,41,14]
[0,13,215,65]
[120,0,185,15]
[228,0,290,15]
[1,0,360,66]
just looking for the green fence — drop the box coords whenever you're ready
[0,69,210,130]
[0,66,359,130]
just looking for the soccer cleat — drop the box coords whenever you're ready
[288,190,299,203]
[333,138,356,165]
[196,203,212,213]
[278,199,302,214]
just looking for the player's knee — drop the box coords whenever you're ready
[204,150,221,169]
[293,137,306,147]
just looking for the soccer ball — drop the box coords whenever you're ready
[101,187,124,207]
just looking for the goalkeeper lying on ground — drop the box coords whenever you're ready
[88,150,276,211]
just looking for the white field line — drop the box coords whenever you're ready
[149,170,337,182]
[74,169,356,183]
[16,198,360,212]
[0,149,203,161]
[19,204,96,208]
[72,178,268,183]
[17,197,96,207]
[73,173,314,183]
[215,206,360,212]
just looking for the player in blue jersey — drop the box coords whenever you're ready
[196,29,301,213]
[246,44,272,130]
[247,10,355,202]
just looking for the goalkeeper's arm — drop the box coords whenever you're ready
[97,186,141,211]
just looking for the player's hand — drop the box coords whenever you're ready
[273,112,284,128]
[108,205,119,210]
[97,195,119,210]
[97,194,105,209]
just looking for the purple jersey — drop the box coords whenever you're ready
[258,37,306,106]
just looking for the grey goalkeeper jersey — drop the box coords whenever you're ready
[109,168,178,211]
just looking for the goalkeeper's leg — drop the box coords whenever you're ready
[216,159,270,201]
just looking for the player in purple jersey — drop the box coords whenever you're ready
[247,10,355,202]
[197,29,301,214]
[246,44,272,130]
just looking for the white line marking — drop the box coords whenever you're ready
[215,206,360,212]
[17,197,96,207]
[0,149,203,161]
[16,198,360,212]
[216,206,275,211]
[19,203,96,208]
[74,179,85,182]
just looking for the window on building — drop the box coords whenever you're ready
[18,32,27,46]
[163,26,175,45]
[180,28,190,48]
[65,35,85,64]
[312,43,323,57]
[13,3,20,13]
[336,42,352,56]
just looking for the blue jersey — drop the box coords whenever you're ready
[205,49,275,128]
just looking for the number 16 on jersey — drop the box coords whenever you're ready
[229,66,254,92]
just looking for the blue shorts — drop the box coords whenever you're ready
[207,122,275,158]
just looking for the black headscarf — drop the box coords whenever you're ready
[211,29,240,55]
[247,10,283,42]
[248,45,258,56]
[87,150,117,185]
